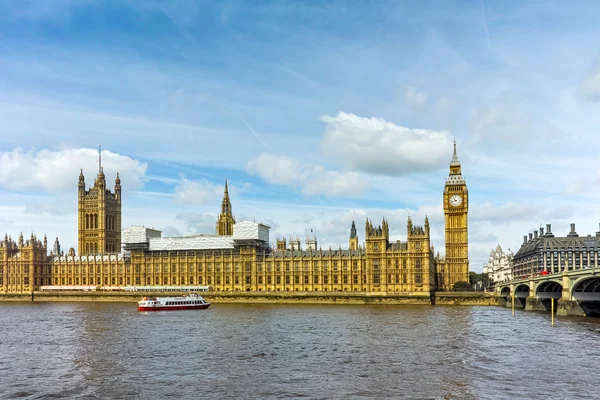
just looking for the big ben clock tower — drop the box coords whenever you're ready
[443,141,469,289]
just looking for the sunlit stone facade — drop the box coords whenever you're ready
[1,145,468,294]
[0,233,52,293]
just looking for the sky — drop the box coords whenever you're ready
[1,0,600,272]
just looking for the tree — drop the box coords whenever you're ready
[452,281,473,292]
[469,272,490,290]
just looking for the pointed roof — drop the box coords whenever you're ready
[450,139,460,166]
[220,180,232,215]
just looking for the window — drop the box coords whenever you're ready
[314,276,319,284]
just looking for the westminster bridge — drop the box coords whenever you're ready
[497,267,600,317]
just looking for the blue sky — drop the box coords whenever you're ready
[1,0,599,271]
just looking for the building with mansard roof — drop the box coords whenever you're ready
[512,223,600,279]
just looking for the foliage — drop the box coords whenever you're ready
[469,272,490,288]
[452,281,474,292]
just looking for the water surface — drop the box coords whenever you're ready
[0,303,598,399]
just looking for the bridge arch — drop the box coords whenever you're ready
[536,280,563,299]
[571,276,600,301]
[500,287,511,297]
[514,284,530,298]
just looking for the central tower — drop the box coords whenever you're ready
[78,146,122,255]
[443,141,469,289]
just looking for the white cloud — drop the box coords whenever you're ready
[471,202,575,224]
[319,112,453,176]
[404,86,428,107]
[0,147,147,192]
[471,202,537,223]
[174,178,226,205]
[175,212,217,234]
[578,57,600,102]
[246,152,368,197]
[161,225,183,237]
[24,202,73,216]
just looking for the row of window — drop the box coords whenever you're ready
[51,273,424,287]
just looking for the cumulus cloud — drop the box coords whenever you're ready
[0,147,147,192]
[404,86,428,107]
[246,152,368,197]
[578,58,600,102]
[319,112,453,176]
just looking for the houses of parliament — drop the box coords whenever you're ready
[0,145,469,294]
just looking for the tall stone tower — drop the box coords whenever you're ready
[365,217,388,254]
[443,141,469,289]
[216,180,235,236]
[78,146,122,255]
[349,220,359,250]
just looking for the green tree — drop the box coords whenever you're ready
[452,281,473,292]
[469,272,490,290]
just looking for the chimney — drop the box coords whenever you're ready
[540,227,544,236]
[545,224,554,237]
[596,223,600,237]
[534,230,538,239]
[567,223,578,237]
[523,235,527,244]
[529,233,533,241]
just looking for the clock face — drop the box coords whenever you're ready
[449,194,462,207]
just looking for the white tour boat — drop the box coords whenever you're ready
[137,292,211,311]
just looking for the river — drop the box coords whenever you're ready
[0,303,599,399]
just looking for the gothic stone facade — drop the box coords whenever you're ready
[1,145,468,294]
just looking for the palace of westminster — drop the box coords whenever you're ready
[0,145,470,294]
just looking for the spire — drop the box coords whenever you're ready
[115,172,121,185]
[350,220,357,238]
[216,180,234,235]
[221,180,231,214]
[450,139,460,166]
[98,145,102,174]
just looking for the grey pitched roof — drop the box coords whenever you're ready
[514,235,600,260]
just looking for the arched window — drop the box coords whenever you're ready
[94,214,98,229]
[85,214,89,229]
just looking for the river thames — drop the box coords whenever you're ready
[0,303,598,399]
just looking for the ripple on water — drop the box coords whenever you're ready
[0,303,599,399]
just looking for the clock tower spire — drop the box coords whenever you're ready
[442,140,469,290]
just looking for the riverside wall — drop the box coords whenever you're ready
[0,291,500,306]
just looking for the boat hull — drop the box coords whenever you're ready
[138,303,211,311]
